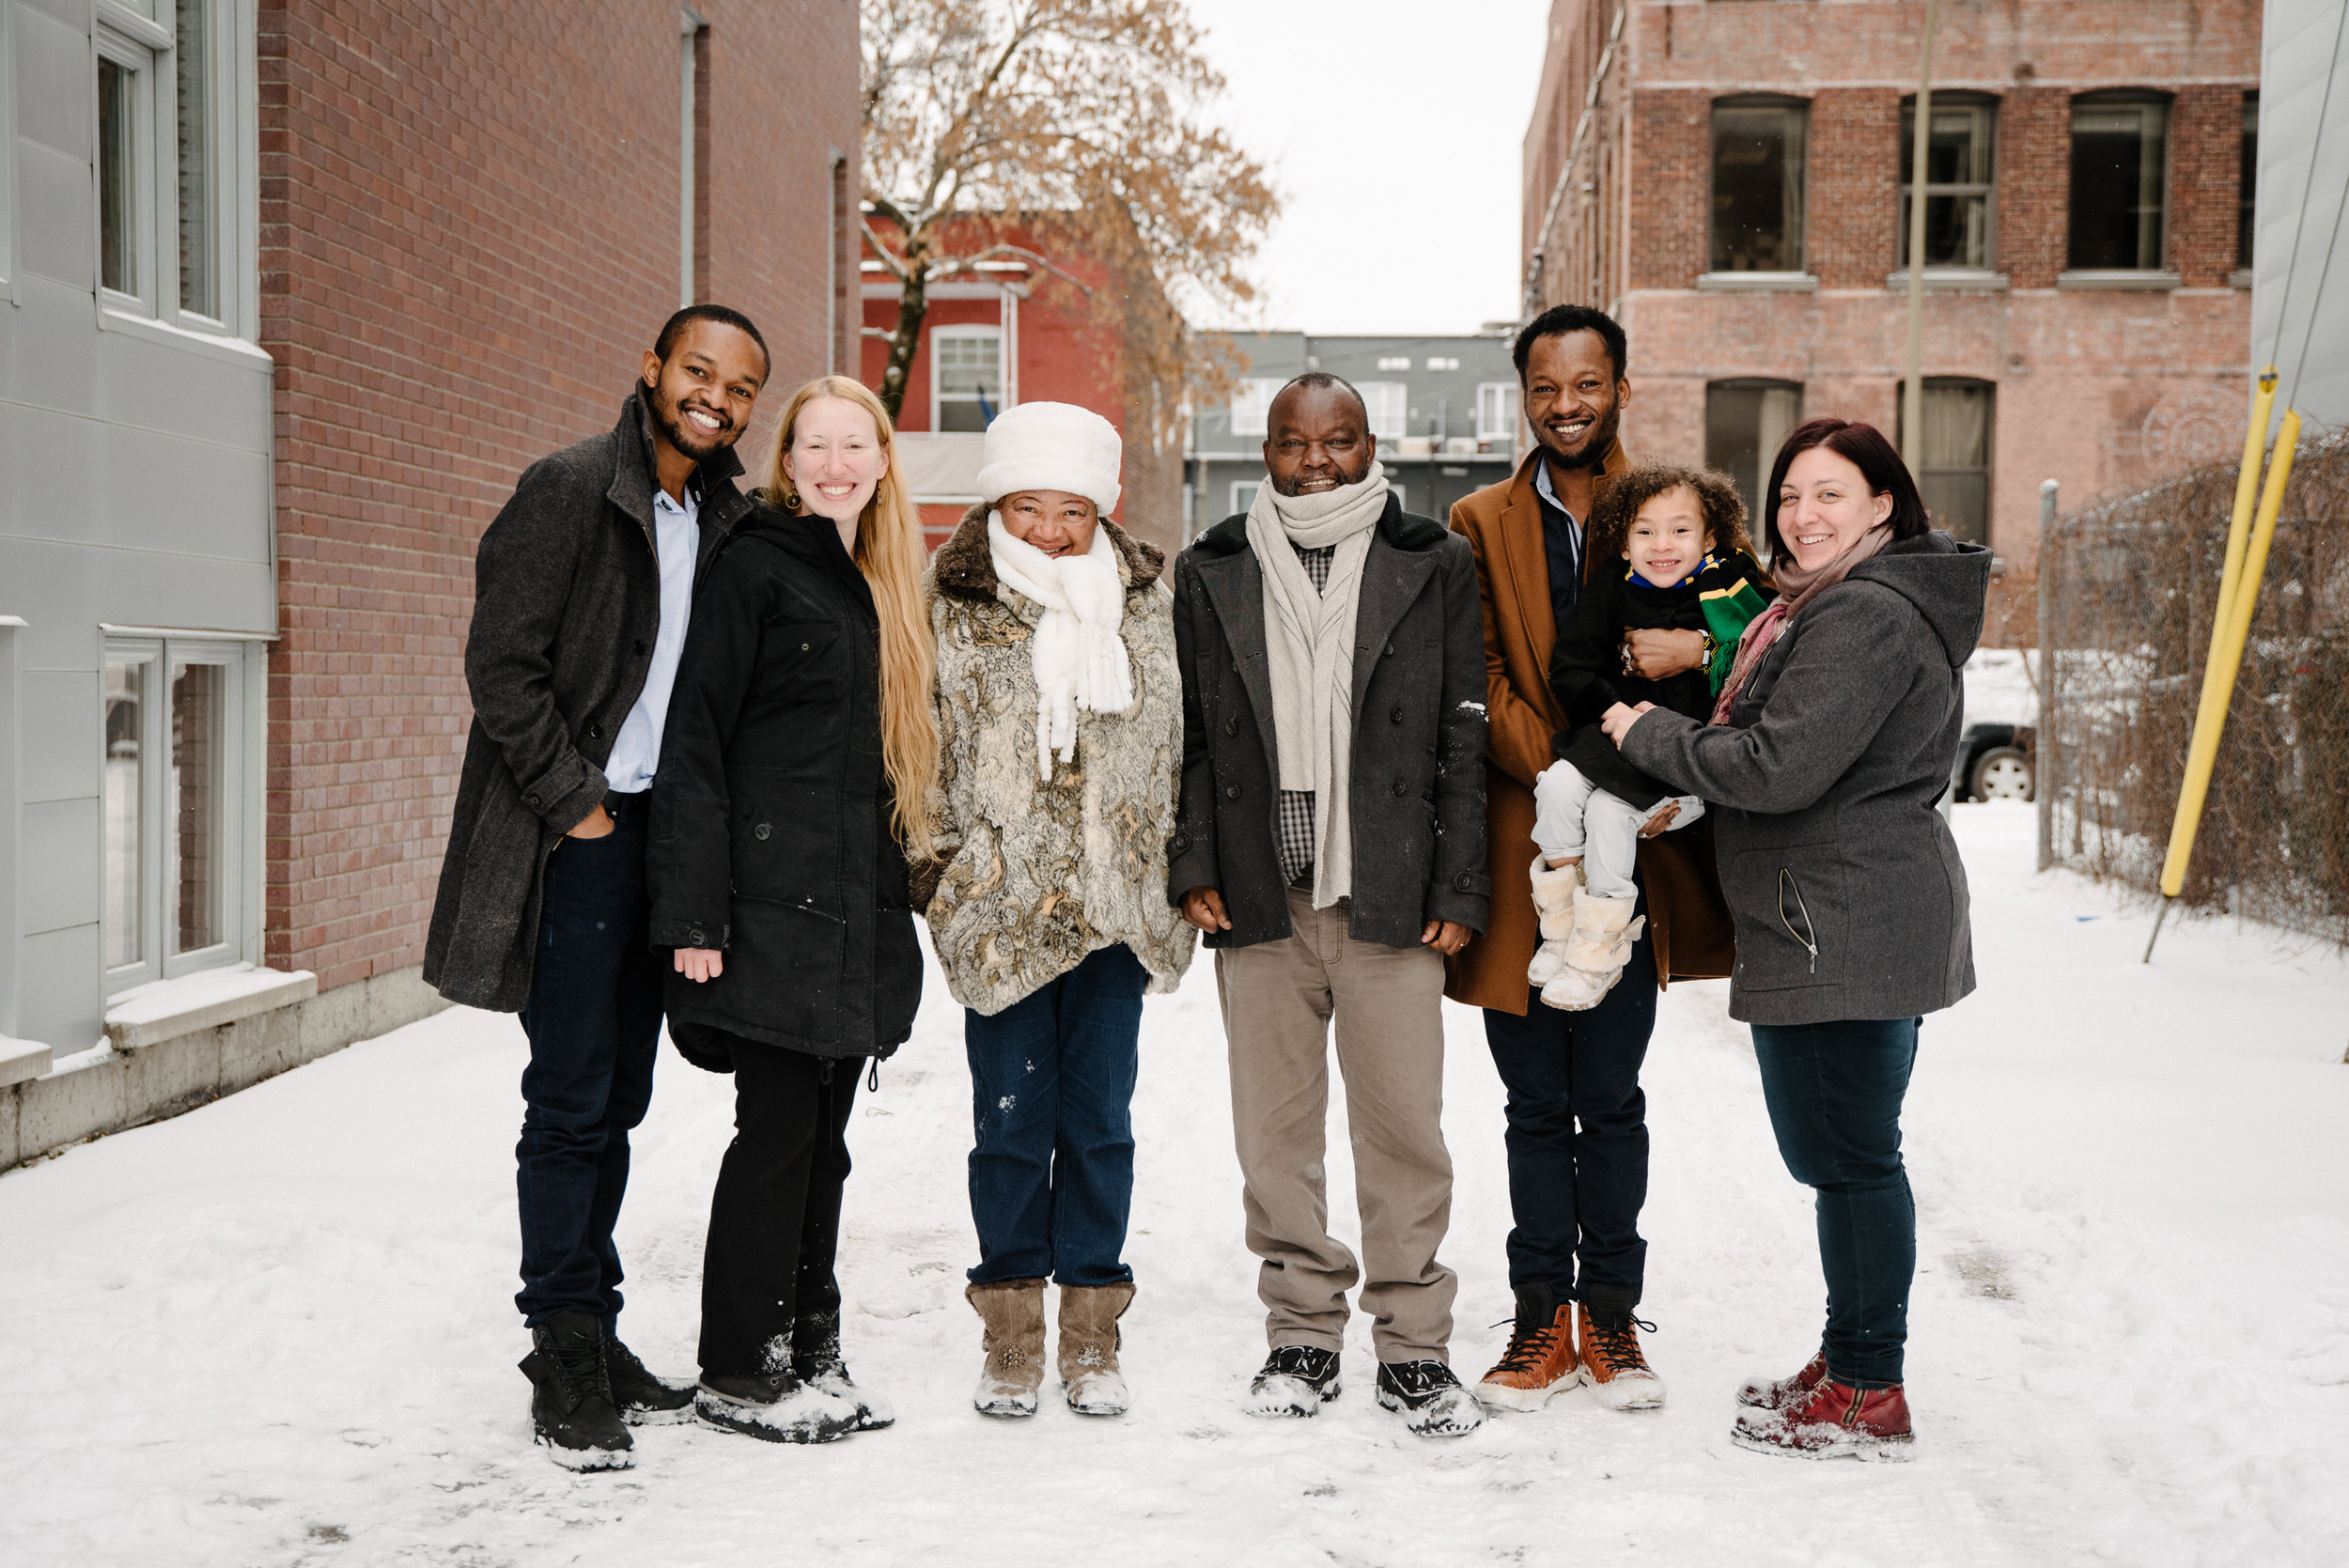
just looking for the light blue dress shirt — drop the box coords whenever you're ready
[603,485,698,793]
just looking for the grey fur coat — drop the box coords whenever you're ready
[916,506,1196,1015]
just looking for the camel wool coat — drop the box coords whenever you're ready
[1443,447,1735,1015]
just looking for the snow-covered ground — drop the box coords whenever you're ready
[4,803,2345,1568]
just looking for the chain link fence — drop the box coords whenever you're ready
[2039,430,2349,944]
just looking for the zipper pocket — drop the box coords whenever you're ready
[1778,867,1819,975]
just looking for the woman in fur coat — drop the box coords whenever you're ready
[913,401,1195,1422]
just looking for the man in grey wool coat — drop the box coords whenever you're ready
[1167,373,1492,1438]
[422,304,769,1470]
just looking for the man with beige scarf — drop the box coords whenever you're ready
[1167,374,1491,1438]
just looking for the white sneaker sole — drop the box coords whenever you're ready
[536,1432,633,1470]
[1588,1372,1666,1411]
[1376,1387,1486,1437]
[1473,1368,1586,1412]
[1245,1373,1339,1418]
[1729,1423,1916,1462]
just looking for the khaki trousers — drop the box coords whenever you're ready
[1216,886,1457,1362]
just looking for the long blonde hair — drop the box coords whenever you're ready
[758,375,939,860]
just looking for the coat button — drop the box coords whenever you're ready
[525,793,540,808]
[801,643,811,652]
[1225,784,1242,800]
[1455,873,1475,893]
[1224,717,1238,736]
[754,823,770,840]
[1383,640,1394,657]
[1172,833,1190,853]
[688,927,706,945]
[1390,706,1404,724]
[588,722,602,739]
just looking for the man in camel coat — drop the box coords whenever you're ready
[1445,304,1734,1418]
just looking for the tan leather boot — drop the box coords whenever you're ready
[1056,1281,1136,1417]
[967,1279,1048,1418]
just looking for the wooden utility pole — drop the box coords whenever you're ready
[1902,0,1941,475]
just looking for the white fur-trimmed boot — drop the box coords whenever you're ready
[1525,857,1582,986]
[1538,885,1645,1011]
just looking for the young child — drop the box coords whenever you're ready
[1529,465,1771,1009]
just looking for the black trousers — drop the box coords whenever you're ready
[697,1039,861,1376]
[1479,925,1657,1315]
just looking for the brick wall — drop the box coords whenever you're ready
[258,0,858,993]
[1999,85,2070,287]
[2169,85,2244,286]
[1627,87,1708,289]
[1809,88,1900,287]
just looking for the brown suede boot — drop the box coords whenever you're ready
[967,1279,1048,1419]
[1579,1304,1666,1411]
[1056,1281,1136,1417]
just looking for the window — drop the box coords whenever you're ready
[1424,356,1460,372]
[1476,381,1521,443]
[1229,480,1262,516]
[2239,93,2259,271]
[1901,96,1996,270]
[931,328,1003,432]
[104,639,247,988]
[1711,99,1808,273]
[1898,380,1995,546]
[1705,380,1804,536]
[1376,356,1411,371]
[1360,381,1408,441]
[98,54,140,297]
[2069,95,2170,272]
[679,8,708,306]
[1228,377,1285,438]
[176,0,216,318]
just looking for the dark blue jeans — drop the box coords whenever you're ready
[965,943,1145,1287]
[515,797,663,1329]
[1481,926,1656,1315]
[1750,1017,1921,1389]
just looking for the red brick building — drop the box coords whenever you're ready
[860,223,1184,555]
[1522,0,2261,635]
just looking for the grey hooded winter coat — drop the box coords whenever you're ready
[1619,532,1992,1026]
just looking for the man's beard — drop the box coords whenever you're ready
[1271,458,1373,497]
[1538,407,1618,472]
[647,378,737,461]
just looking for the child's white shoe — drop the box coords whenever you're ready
[1528,939,1573,986]
[1529,856,1582,941]
[1538,887,1645,1012]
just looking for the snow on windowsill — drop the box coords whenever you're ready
[104,965,319,1052]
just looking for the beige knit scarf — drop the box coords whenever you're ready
[1244,461,1389,907]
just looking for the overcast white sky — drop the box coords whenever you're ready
[1182,0,1554,337]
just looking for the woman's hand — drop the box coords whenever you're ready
[1600,701,1657,749]
[1420,920,1470,956]
[674,947,723,983]
[1622,628,1707,681]
[567,803,616,839]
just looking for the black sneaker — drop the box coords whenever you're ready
[603,1334,697,1426]
[1245,1345,1342,1417]
[793,1312,894,1431]
[520,1312,632,1470]
[694,1367,862,1444]
[1376,1358,1486,1438]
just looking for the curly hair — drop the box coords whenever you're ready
[1584,463,1761,582]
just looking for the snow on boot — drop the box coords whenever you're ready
[1578,1305,1665,1411]
[1731,1377,1915,1461]
[520,1312,632,1471]
[1738,1349,1828,1411]
[1474,1281,1583,1412]
[1539,886,1644,1012]
[1057,1281,1136,1417]
[1245,1345,1341,1417]
[1529,857,1581,939]
[967,1279,1048,1419]
[1376,1358,1485,1437]
[602,1333,696,1426]
[793,1310,894,1432]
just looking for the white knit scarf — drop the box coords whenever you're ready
[988,511,1135,781]
[1244,460,1389,907]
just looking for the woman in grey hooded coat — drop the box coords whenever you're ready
[1605,418,1990,1462]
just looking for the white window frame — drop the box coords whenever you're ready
[1476,381,1520,443]
[1900,95,1998,272]
[1228,377,1285,438]
[929,323,1006,432]
[102,635,250,994]
[1359,381,1408,441]
[94,22,161,317]
[1229,480,1262,517]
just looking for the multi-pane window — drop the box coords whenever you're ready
[1705,380,1803,536]
[1711,99,1809,273]
[1229,480,1262,516]
[1228,377,1285,438]
[2239,93,2260,271]
[1901,96,1997,270]
[1476,382,1521,444]
[1898,380,1996,546]
[931,329,1003,432]
[98,56,139,296]
[2069,94,2170,272]
[104,640,246,987]
[1359,381,1408,441]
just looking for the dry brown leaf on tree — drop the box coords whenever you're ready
[860,0,1278,445]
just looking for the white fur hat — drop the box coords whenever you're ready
[974,401,1123,514]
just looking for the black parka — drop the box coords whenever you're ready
[1165,496,1491,951]
[646,506,921,1062]
[424,392,751,1012]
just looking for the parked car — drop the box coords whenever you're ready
[1951,649,2040,803]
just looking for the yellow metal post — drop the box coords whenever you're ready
[2145,407,2303,959]
[2204,368,2279,678]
